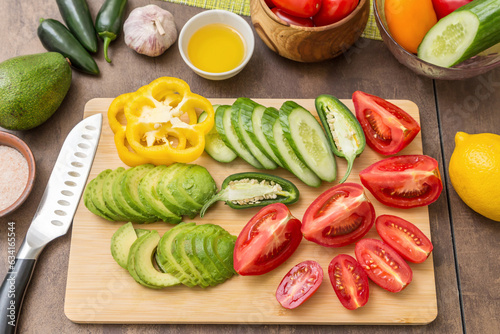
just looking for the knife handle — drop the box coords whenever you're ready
[0,258,36,334]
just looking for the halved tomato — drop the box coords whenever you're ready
[301,183,376,248]
[328,254,369,310]
[355,238,412,292]
[353,91,421,156]
[276,260,323,309]
[359,155,443,209]
[376,215,433,263]
[233,203,302,276]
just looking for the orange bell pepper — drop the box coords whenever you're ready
[385,0,437,54]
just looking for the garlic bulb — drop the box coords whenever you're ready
[123,5,177,57]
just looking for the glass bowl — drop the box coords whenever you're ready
[374,0,500,80]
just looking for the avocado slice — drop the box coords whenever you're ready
[112,167,157,223]
[121,164,160,221]
[134,228,150,238]
[102,168,130,221]
[133,230,181,288]
[172,225,211,288]
[214,233,238,275]
[167,165,217,218]
[157,163,192,217]
[138,165,182,224]
[204,230,236,279]
[156,222,198,287]
[83,178,113,221]
[91,169,125,221]
[127,231,159,289]
[111,222,137,269]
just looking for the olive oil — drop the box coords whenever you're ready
[187,23,245,73]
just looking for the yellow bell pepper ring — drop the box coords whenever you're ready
[108,92,133,134]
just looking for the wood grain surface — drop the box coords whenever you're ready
[2,0,498,333]
[64,98,436,325]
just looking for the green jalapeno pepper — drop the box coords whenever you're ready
[95,0,127,63]
[200,172,299,217]
[37,18,99,75]
[56,0,98,53]
[315,94,366,184]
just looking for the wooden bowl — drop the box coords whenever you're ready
[0,131,36,217]
[250,0,370,62]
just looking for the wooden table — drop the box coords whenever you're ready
[0,1,498,333]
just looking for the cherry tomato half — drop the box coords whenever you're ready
[431,0,473,19]
[271,0,322,18]
[301,183,376,248]
[353,91,421,156]
[355,238,413,292]
[276,260,323,309]
[272,8,315,27]
[328,254,369,310]
[359,155,443,209]
[233,203,302,276]
[313,0,359,26]
[376,215,433,263]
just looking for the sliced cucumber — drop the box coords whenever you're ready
[232,98,277,169]
[280,101,336,182]
[199,110,237,163]
[217,104,263,169]
[262,107,321,188]
[248,104,283,167]
[418,0,500,67]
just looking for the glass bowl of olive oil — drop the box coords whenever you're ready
[179,10,255,80]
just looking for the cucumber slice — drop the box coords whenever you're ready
[232,98,277,169]
[418,0,500,67]
[138,166,182,224]
[262,107,321,188]
[280,101,337,182]
[249,104,283,167]
[217,104,263,169]
[199,111,237,163]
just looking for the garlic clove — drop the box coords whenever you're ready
[123,4,177,57]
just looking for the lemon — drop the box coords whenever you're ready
[449,132,500,222]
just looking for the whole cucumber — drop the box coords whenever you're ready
[56,0,98,53]
[37,18,99,75]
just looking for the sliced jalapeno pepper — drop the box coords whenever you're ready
[315,94,366,184]
[200,172,299,217]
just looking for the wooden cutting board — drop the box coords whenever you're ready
[65,98,437,325]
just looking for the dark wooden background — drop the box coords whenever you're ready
[0,0,498,333]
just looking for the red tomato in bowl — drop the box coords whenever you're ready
[271,0,322,18]
[265,0,276,8]
[313,0,359,26]
[272,8,315,27]
[301,183,376,248]
[233,203,302,276]
[432,0,473,19]
[355,238,413,292]
[276,260,323,309]
[359,155,443,209]
[353,91,421,156]
[328,254,369,310]
[376,215,433,263]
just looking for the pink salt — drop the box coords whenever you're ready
[0,145,29,211]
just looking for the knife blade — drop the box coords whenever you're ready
[0,114,102,334]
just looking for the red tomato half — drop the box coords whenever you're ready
[272,8,315,27]
[271,0,322,18]
[431,0,473,19]
[301,183,376,248]
[353,91,421,156]
[313,0,359,26]
[276,260,323,309]
[376,215,433,263]
[233,203,302,276]
[359,155,443,209]
[328,254,369,310]
[355,238,412,292]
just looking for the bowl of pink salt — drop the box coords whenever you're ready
[0,131,36,217]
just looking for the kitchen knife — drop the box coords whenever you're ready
[0,114,102,334]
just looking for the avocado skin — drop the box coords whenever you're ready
[0,52,71,130]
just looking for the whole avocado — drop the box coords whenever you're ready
[0,52,72,130]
